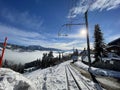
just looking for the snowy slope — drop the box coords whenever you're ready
[0,68,36,90]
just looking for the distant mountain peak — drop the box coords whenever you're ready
[0,42,61,52]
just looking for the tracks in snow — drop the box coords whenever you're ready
[65,64,96,90]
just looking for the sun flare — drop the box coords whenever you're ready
[79,29,87,37]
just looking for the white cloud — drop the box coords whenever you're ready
[90,0,120,11]
[0,24,44,38]
[0,25,70,49]
[48,40,94,50]
[68,0,120,18]
[0,24,46,45]
[0,24,90,50]
[75,41,94,50]
[107,34,120,42]
[49,40,80,49]
[0,9,43,30]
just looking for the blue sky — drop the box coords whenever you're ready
[0,0,120,50]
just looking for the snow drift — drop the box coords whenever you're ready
[0,68,36,90]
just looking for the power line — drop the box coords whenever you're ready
[58,11,91,67]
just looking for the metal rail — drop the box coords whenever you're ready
[69,65,91,90]
[69,65,103,90]
[66,65,82,90]
[65,65,70,90]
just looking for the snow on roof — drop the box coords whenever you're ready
[0,68,36,90]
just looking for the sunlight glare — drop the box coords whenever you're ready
[79,29,87,37]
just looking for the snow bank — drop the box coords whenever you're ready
[90,67,120,78]
[74,61,120,78]
[74,60,89,71]
[82,57,95,63]
[0,68,36,90]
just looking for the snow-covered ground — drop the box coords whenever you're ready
[25,61,68,90]
[0,68,36,90]
[102,52,120,61]
[74,60,120,78]
[82,53,120,63]
[24,60,98,90]
[0,60,108,90]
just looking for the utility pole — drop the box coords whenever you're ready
[85,11,91,67]
[59,11,91,67]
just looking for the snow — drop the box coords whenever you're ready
[74,60,120,78]
[0,68,36,90]
[74,60,89,71]
[67,65,97,90]
[90,67,120,78]
[103,52,120,61]
[95,77,120,88]
[25,60,98,90]
[81,54,95,63]
[24,61,69,90]
[83,56,95,63]
[0,60,104,90]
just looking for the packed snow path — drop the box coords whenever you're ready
[25,60,99,90]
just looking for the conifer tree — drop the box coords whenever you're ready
[94,24,104,62]
[41,53,47,68]
[3,59,8,67]
[48,51,54,66]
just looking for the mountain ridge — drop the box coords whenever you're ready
[0,42,62,52]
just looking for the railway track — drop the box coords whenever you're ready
[69,65,94,90]
[65,65,80,90]
[70,63,103,90]
[65,65,94,90]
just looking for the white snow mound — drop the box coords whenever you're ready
[0,68,36,90]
